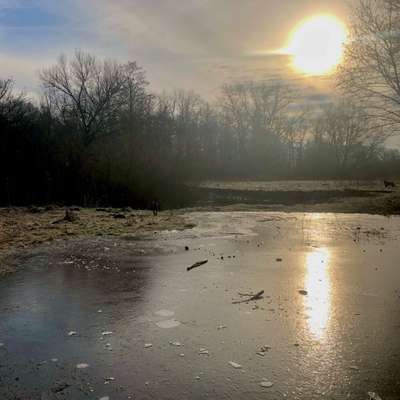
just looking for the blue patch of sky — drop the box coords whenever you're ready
[0,2,80,54]
[0,2,64,28]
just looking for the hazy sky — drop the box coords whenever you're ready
[0,0,351,98]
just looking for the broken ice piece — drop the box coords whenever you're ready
[101,331,113,336]
[51,358,58,362]
[260,345,271,352]
[257,352,266,357]
[99,397,110,400]
[169,341,182,347]
[0,343,4,347]
[217,325,227,330]
[228,361,242,369]
[198,348,209,355]
[154,309,175,317]
[179,353,185,357]
[156,319,181,329]
[76,363,90,369]
[260,381,273,388]
[144,343,153,348]
[68,331,77,336]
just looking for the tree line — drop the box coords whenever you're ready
[1,0,400,207]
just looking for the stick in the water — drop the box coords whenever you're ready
[187,260,208,271]
[232,290,264,304]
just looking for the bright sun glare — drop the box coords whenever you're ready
[285,15,348,76]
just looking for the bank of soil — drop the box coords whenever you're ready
[0,207,190,277]
[1,182,400,276]
[187,180,400,215]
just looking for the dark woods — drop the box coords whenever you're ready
[1,50,399,208]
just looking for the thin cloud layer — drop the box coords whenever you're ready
[0,0,349,97]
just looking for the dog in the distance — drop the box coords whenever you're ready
[384,180,396,189]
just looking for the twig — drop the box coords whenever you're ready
[187,260,208,271]
[232,290,264,304]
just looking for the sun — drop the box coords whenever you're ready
[285,15,348,76]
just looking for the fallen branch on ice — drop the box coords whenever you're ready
[232,290,264,304]
[187,260,208,271]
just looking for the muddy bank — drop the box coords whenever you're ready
[185,179,400,215]
[2,183,400,275]
[0,207,191,277]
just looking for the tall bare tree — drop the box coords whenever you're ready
[337,0,400,137]
[40,50,127,146]
[219,81,296,163]
[314,100,382,170]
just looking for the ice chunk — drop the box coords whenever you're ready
[154,310,175,317]
[76,363,90,369]
[228,361,242,369]
[156,319,181,329]
[260,381,273,388]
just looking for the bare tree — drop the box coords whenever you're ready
[314,100,382,170]
[172,90,203,159]
[120,61,152,130]
[282,106,310,170]
[219,81,296,163]
[219,83,252,161]
[0,78,13,103]
[337,0,400,137]
[40,50,127,146]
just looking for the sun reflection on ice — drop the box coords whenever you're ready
[304,247,331,340]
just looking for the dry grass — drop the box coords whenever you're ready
[0,207,189,276]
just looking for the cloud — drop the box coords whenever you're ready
[1,0,350,98]
[0,52,53,97]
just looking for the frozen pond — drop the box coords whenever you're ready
[0,212,399,399]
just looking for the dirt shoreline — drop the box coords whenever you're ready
[185,191,400,214]
[1,190,400,277]
[0,207,191,277]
